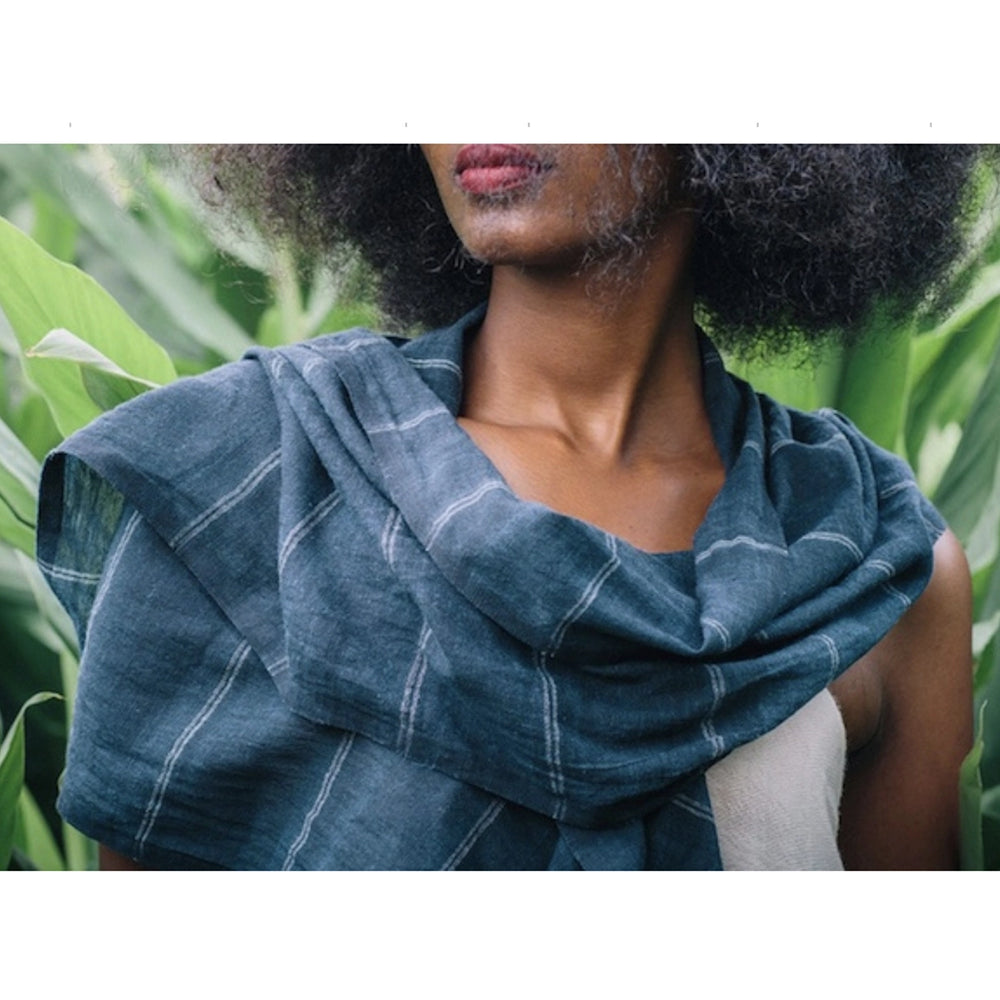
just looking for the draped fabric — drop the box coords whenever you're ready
[39,305,944,869]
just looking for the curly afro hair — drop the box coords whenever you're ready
[192,144,993,355]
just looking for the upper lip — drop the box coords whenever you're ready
[455,144,544,173]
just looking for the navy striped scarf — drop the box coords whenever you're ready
[40,306,943,868]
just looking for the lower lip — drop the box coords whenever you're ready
[457,163,541,195]
[455,145,547,195]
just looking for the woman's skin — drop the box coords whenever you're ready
[100,144,973,870]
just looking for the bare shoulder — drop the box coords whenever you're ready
[879,529,973,724]
[833,528,973,869]
[879,528,972,689]
[917,528,974,622]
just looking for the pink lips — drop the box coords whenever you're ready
[455,144,547,195]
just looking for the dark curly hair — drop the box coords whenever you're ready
[192,144,994,355]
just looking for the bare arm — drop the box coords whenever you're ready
[832,529,973,869]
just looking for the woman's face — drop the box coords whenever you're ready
[420,144,677,271]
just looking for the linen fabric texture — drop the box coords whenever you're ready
[39,306,945,869]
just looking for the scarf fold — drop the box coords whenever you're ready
[40,305,943,869]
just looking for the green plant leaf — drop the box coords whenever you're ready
[0,145,254,362]
[934,325,1000,556]
[0,414,41,556]
[833,323,913,454]
[62,819,96,872]
[29,190,78,264]
[0,547,79,661]
[0,691,60,870]
[13,783,65,871]
[28,328,161,413]
[959,701,987,870]
[907,298,1000,476]
[0,215,178,436]
[10,392,62,463]
[980,783,1000,869]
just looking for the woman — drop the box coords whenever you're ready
[39,144,980,869]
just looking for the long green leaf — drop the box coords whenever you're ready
[0,145,254,361]
[29,190,78,264]
[13,784,65,871]
[0,691,60,870]
[62,819,96,872]
[28,328,161,413]
[10,548,79,660]
[0,215,178,436]
[0,414,41,555]
[9,392,62,464]
[934,323,1000,557]
[833,323,913,454]
[959,702,987,870]
[907,298,1000,472]
[981,784,1000,869]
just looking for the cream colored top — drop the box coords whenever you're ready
[705,689,847,870]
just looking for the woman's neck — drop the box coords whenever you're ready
[461,213,709,464]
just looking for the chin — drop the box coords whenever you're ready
[472,247,581,272]
[458,227,578,270]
